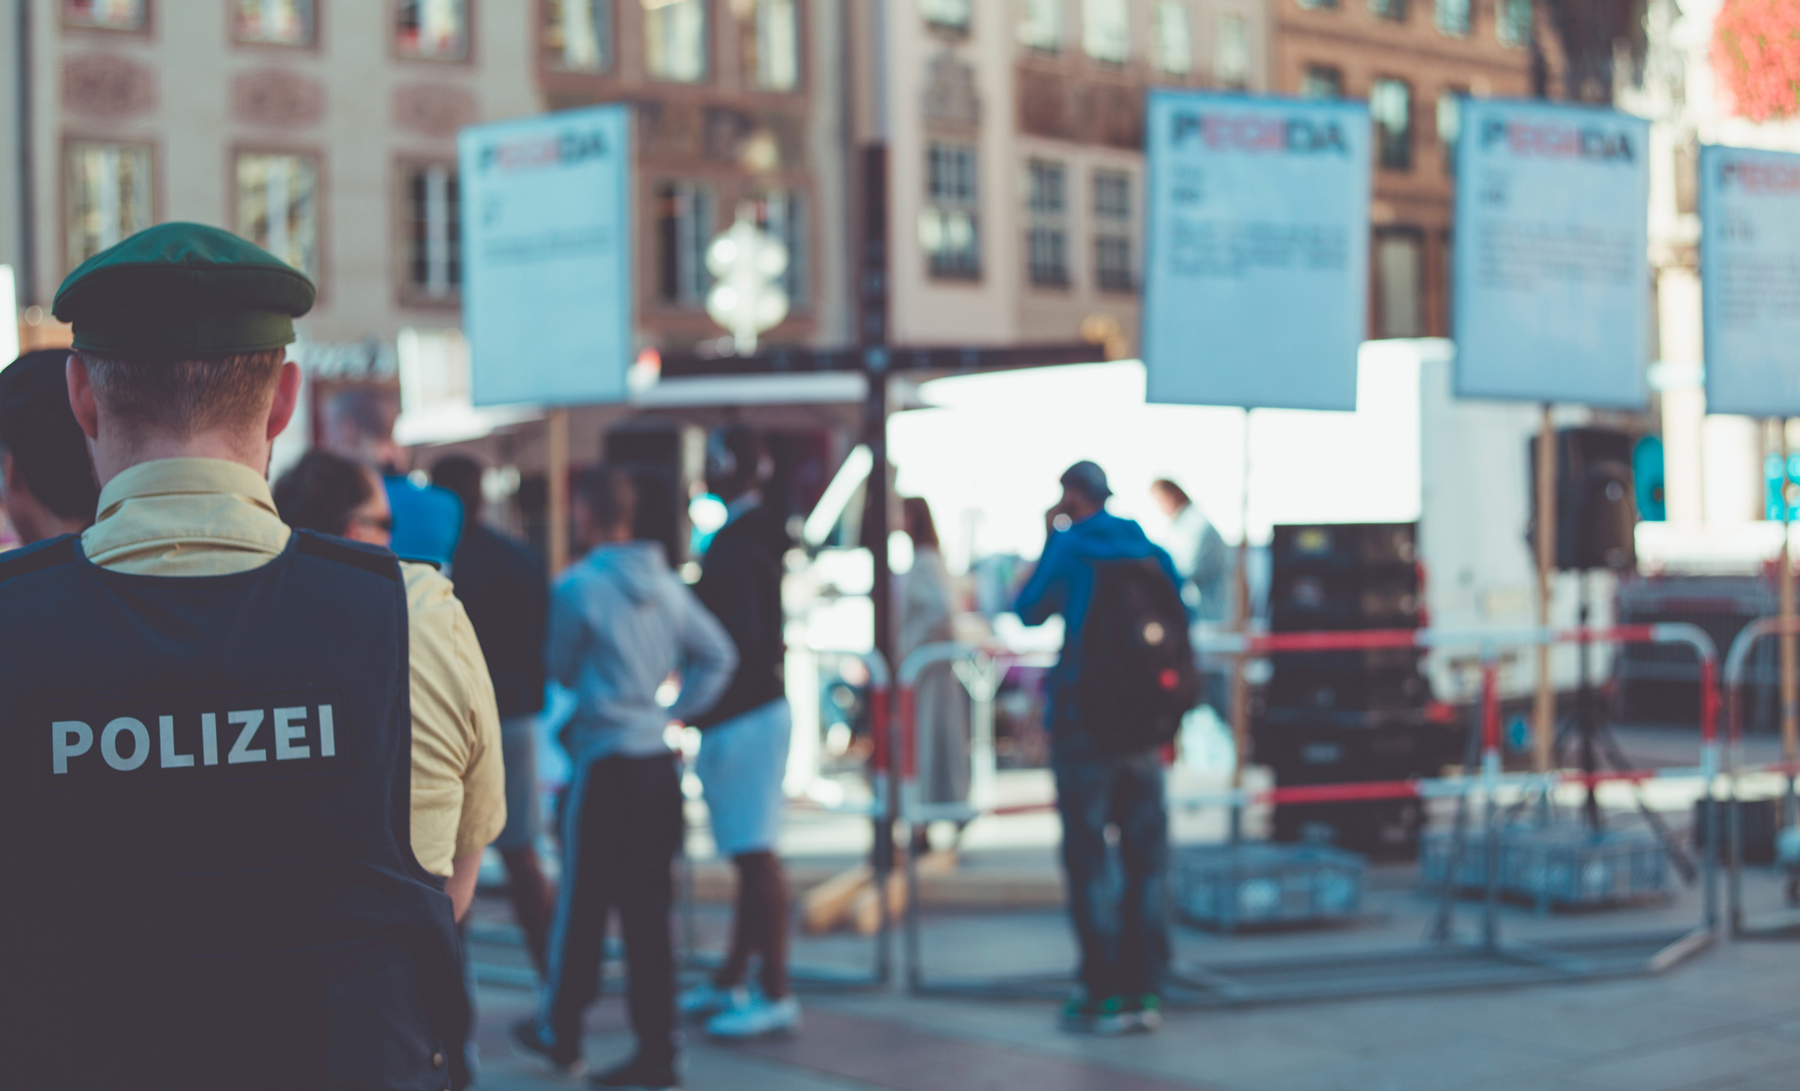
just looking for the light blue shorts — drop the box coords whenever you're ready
[696,699,792,857]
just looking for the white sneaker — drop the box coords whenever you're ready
[677,981,747,1020]
[704,993,801,1039]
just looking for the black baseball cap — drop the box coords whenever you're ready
[0,350,100,523]
[1060,460,1113,503]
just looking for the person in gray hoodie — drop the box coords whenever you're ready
[514,465,736,1091]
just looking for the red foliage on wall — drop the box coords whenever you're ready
[1713,0,1800,121]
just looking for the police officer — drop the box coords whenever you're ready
[0,223,505,1090]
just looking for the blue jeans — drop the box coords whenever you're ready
[1051,729,1170,998]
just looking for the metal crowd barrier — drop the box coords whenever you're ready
[894,624,1721,1008]
[1722,618,1800,940]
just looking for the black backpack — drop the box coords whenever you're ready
[1076,557,1202,755]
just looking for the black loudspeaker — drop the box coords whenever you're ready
[1268,523,1421,634]
[1529,428,1638,572]
[605,423,688,567]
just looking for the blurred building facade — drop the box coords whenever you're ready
[4,1,849,371]
[851,0,1273,354]
[536,0,851,353]
[1625,0,1800,544]
[1273,0,1564,342]
[14,0,536,360]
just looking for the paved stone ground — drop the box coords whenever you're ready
[469,727,1800,1090]
[469,937,1800,1091]
[468,854,1800,1091]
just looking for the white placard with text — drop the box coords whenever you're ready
[1453,99,1650,408]
[1143,91,1372,412]
[460,104,634,407]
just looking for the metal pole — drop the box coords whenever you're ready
[546,407,569,574]
[1481,654,1502,953]
[1578,575,1600,830]
[15,0,35,307]
[1779,419,1797,826]
[1229,410,1252,845]
[1702,654,1721,936]
[858,140,896,973]
[1534,406,1557,779]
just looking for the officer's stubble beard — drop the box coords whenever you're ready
[66,353,302,489]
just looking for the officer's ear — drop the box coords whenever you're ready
[65,354,100,442]
[266,361,302,442]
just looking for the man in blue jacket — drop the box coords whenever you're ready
[1014,461,1182,1036]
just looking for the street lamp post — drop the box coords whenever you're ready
[705,205,791,357]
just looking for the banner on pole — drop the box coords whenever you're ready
[1452,99,1650,408]
[1700,144,1800,418]
[460,104,633,408]
[1142,91,1371,412]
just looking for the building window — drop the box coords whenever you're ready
[397,0,469,60]
[1300,64,1342,99]
[1019,0,1061,51]
[63,0,146,30]
[236,151,320,281]
[645,0,708,82]
[1497,0,1531,47]
[1094,168,1133,293]
[1375,229,1423,339]
[1083,0,1129,63]
[404,164,460,302]
[1025,160,1069,288]
[756,189,808,312]
[921,142,979,280]
[1153,2,1191,76]
[1371,78,1412,170]
[655,181,715,306]
[235,0,314,45]
[1215,12,1249,89]
[546,0,612,71]
[920,0,969,32]
[1369,0,1405,20]
[748,0,799,91]
[1437,89,1464,172]
[65,141,153,270]
[1435,0,1469,36]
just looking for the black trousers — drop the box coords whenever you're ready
[540,752,684,1063]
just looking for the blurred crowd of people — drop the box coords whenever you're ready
[0,341,802,1089]
[2,330,1225,1081]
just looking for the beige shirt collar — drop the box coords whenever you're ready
[81,457,294,575]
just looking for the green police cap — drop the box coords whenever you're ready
[51,222,316,360]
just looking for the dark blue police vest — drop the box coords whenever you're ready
[0,530,468,1091]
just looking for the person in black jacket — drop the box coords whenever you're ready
[433,455,555,974]
[0,349,101,544]
[678,425,800,1039]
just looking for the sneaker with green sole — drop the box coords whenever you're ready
[1059,991,1133,1035]
[1128,993,1163,1032]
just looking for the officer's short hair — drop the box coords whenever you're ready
[81,350,288,438]
[576,463,636,534]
